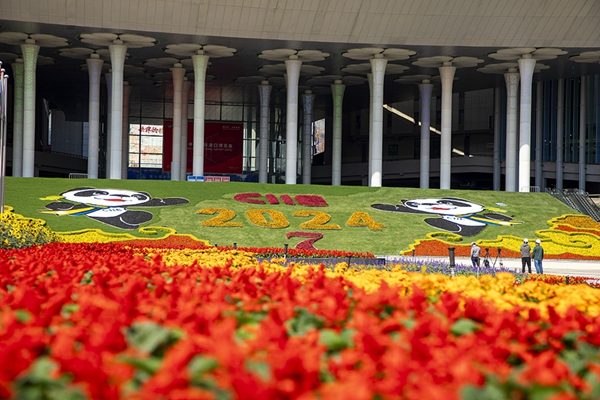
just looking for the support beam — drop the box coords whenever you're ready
[108,40,127,179]
[331,81,345,186]
[121,82,131,179]
[579,76,587,190]
[170,64,185,181]
[11,59,24,177]
[20,40,39,177]
[192,52,209,176]
[258,81,272,184]
[180,79,191,180]
[369,56,387,187]
[556,79,564,190]
[504,68,519,192]
[86,54,103,179]
[284,57,302,185]
[518,55,536,192]
[418,80,433,189]
[438,62,456,189]
[493,86,502,190]
[302,90,314,184]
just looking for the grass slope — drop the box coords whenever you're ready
[5,177,577,255]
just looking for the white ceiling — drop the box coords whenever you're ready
[2,0,599,48]
[0,0,599,120]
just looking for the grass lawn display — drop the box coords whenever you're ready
[5,177,596,259]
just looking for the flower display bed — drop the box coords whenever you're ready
[2,243,600,399]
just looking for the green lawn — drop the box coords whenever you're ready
[5,177,577,254]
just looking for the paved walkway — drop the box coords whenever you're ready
[383,256,600,279]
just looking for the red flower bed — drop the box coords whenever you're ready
[555,224,600,237]
[2,243,600,399]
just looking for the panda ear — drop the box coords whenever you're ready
[61,187,95,194]
[443,197,469,202]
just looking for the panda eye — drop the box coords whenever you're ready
[93,191,109,196]
[438,200,453,205]
[74,189,107,197]
[132,194,147,200]
[406,201,418,207]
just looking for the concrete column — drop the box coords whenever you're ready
[418,80,433,189]
[518,55,536,192]
[504,69,519,192]
[493,86,502,190]
[105,72,112,175]
[331,81,345,186]
[556,79,564,190]
[20,40,39,177]
[191,52,209,176]
[302,90,314,184]
[579,76,587,190]
[369,56,387,187]
[170,64,185,181]
[11,59,24,177]
[258,81,272,183]
[535,82,543,189]
[121,82,131,179]
[367,73,373,182]
[108,40,127,179]
[180,79,191,180]
[284,56,302,185]
[438,62,456,189]
[86,55,103,179]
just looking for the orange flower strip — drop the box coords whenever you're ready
[1,243,600,399]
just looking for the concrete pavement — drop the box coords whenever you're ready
[384,256,600,279]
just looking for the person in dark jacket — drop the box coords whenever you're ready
[532,239,544,274]
[520,238,532,274]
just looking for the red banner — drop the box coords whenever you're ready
[163,121,243,174]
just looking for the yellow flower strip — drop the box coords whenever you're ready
[131,247,260,268]
[137,248,600,318]
[58,229,138,243]
[56,227,209,246]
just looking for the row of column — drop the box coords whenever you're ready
[12,45,564,191]
[7,39,434,187]
[503,58,586,191]
[11,41,211,180]
[272,53,388,187]
[417,56,539,192]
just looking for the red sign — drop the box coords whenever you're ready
[163,121,243,174]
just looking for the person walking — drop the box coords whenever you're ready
[532,239,544,274]
[520,238,532,274]
[470,242,481,267]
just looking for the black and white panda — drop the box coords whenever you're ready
[40,187,189,230]
[371,197,521,237]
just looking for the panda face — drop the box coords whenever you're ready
[403,198,483,215]
[61,188,150,207]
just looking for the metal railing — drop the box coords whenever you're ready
[68,173,89,179]
[546,188,600,222]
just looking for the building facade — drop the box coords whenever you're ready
[0,0,599,191]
